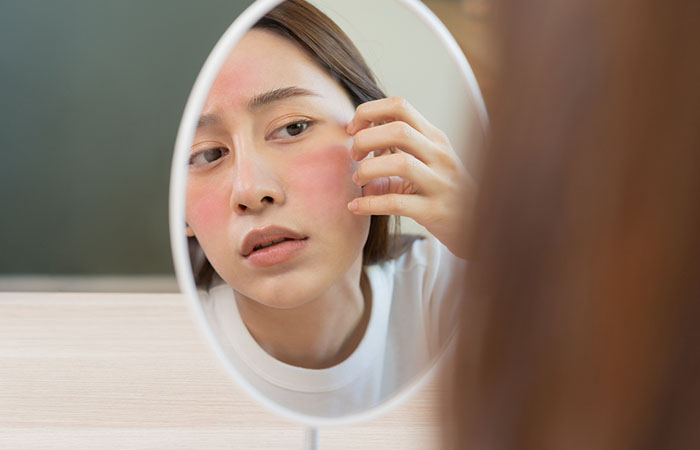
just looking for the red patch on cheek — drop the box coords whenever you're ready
[286,144,360,215]
[292,145,355,189]
[186,184,229,236]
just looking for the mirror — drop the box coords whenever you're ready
[171,0,487,425]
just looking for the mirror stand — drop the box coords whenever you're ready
[304,427,319,450]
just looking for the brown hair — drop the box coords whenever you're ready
[190,0,395,287]
[445,0,700,449]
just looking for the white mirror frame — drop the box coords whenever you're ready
[170,0,488,426]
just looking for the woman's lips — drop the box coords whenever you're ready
[241,225,308,267]
[246,238,308,267]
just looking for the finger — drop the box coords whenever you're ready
[361,176,415,197]
[346,96,442,141]
[353,152,438,194]
[347,193,428,218]
[351,121,439,164]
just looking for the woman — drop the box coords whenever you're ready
[184,0,472,416]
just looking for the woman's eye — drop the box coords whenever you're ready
[189,147,228,168]
[271,119,313,139]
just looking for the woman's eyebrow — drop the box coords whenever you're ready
[196,87,319,130]
[247,86,319,110]
[197,114,219,129]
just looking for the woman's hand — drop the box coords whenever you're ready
[346,96,475,259]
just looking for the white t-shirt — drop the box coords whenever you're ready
[199,236,465,418]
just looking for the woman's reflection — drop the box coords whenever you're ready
[185,0,468,408]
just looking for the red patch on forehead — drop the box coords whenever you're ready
[205,57,263,112]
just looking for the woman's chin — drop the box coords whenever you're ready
[232,271,338,310]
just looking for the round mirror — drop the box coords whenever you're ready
[170,0,487,425]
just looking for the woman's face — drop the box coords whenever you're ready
[185,29,370,308]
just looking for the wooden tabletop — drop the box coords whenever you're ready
[0,292,443,449]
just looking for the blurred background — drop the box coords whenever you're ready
[0,0,491,291]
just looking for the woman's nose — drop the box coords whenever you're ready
[229,150,285,214]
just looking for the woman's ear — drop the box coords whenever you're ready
[185,224,195,237]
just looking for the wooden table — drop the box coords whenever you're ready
[0,292,443,449]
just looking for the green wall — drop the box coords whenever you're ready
[0,0,251,274]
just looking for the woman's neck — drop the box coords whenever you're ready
[233,256,372,369]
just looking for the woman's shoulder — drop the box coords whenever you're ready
[376,234,466,355]
[386,234,465,273]
[366,234,466,306]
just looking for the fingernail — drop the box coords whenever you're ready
[347,200,358,212]
[352,171,359,184]
[346,122,355,134]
